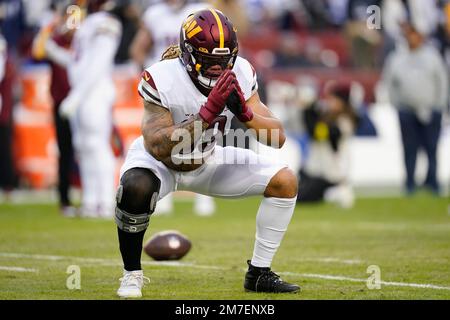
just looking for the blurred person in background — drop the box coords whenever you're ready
[382,20,448,195]
[0,30,17,198]
[0,0,27,55]
[58,0,124,218]
[382,0,440,56]
[207,0,249,38]
[327,0,351,28]
[130,0,216,216]
[345,0,382,68]
[298,0,333,30]
[113,0,140,64]
[436,0,450,68]
[0,0,27,199]
[31,0,77,216]
[0,32,6,119]
[297,83,358,208]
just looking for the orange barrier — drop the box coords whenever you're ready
[13,122,57,189]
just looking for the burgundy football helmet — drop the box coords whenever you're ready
[179,9,238,88]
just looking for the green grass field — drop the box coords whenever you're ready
[0,194,449,300]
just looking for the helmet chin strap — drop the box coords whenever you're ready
[198,74,218,89]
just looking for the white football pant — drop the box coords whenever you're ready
[71,84,116,217]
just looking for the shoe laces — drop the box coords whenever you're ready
[258,269,283,285]
[120,272,150,287]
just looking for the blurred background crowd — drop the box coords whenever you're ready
[0,0,449,216]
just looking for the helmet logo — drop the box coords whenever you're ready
[182,15,203,39]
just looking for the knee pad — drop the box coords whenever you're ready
[115,168,161,233]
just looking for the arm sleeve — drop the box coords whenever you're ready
[45,39,72,67]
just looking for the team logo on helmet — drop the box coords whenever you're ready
[182,15,203,39]
[179,9,238,89]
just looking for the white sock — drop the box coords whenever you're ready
[155,193,173,215]
[251,196,297,268]
[194,194,215,216]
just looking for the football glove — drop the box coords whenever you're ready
[225,77,254,122]
[199,69,236,125]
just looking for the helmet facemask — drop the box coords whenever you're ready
[185,45,237,88]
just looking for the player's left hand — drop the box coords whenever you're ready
[59,93,80,119]
[225,76,254,122]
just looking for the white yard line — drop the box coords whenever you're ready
[280,272,450,291]
[0,252,225,270]
[301,257,363,265]
[1,252,449,291]
[0,266,38,273]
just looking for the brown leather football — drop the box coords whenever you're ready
[143,230,192,261]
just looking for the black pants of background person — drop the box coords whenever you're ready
[297,170,336,202]
[398,109,442,194]
[0,122,16,191]
[53,103,75,207]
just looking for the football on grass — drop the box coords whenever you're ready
[143,230,192,261]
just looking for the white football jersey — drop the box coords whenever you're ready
[69,12,122,92]
[142,2,208,68]
[138,56,258,161]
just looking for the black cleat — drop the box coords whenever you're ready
[244,260,300,293]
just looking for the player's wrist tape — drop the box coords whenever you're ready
[115,207,150,233]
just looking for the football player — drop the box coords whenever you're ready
[59,0,123,218]
[116,9,300,298]
[130,0,215,216]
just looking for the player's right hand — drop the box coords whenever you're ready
[199,69,236,124]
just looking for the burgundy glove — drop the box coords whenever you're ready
[225,78,254,122]
[199,69,237,125]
